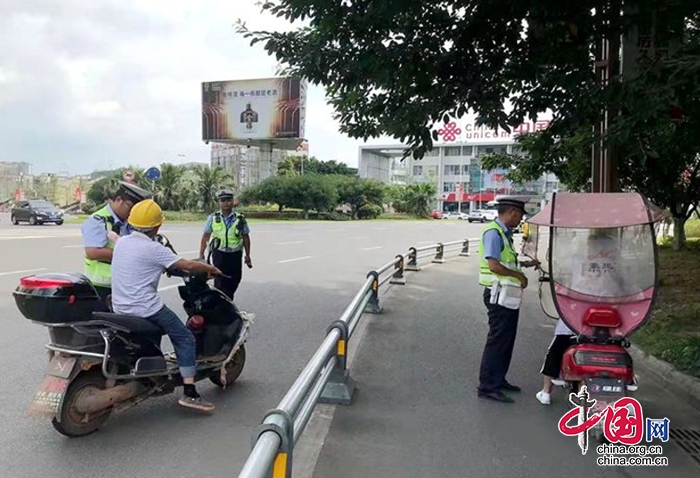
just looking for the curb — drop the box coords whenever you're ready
[629,344,700,413]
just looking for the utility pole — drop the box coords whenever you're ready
[592,0,622,194]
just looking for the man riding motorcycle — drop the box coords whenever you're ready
[111,199,222,413]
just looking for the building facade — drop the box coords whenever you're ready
[358,119,561,212]
[210,141,308,190]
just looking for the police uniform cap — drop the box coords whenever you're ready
[117,181,152,203]
[495,195,530,214]
[217,189,235,200]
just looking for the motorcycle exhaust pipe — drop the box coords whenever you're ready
[74,382,144,414]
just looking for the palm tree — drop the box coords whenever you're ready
[403,182,436,217]
[193,166,232,213]
[155,163,186,210]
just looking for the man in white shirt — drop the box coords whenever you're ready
[111,199,222,413]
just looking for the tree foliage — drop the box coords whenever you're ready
[277,155,358,176]
[236,1,699,246]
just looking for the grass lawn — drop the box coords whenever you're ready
[633,237,700,378]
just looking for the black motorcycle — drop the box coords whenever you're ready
[14,236,252,437]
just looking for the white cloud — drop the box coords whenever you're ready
[0,0,394,175]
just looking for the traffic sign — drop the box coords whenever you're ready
[145,167,161,181]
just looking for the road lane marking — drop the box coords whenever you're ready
[279,256,313,264]
[361,246,384,251]
[0,234,82,240]
[275,241,305,245]
[0,268,48,277]
[349,236,367,240]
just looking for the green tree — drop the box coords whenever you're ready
[286,174,339,218]
[333,176,386,220]
[277,155,357,176]
[257,175,295,212]
[87,177,120,205]
[154,163,186,211]
[402,182,437,218]
[193,166,232,213]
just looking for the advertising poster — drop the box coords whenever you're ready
[202,77,307,143]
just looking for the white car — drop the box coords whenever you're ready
[442,211,469,220]
[468,209,498,223]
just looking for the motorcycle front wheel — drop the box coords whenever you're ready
[52,371,112,437]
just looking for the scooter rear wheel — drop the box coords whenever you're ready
[210,345,246,388]
[51,371,112,437]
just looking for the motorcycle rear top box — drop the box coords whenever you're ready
[13,273,102,324]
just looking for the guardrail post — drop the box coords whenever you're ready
[432,243,445,264]
[460,238,471,257]
[364,271,383,314]
[253,409,294,478]
[389,255,407,285]
[405,247,421,271]
[319,320,356,405]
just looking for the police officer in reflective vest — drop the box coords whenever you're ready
[199,190,252,301]
[477,196,539,403]
[81,181,152,300]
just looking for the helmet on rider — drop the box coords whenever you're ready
[128,199,164,231]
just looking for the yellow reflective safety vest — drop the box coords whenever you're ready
[478,221,522,287]
[210,211,245,252]
[84,205,117,287]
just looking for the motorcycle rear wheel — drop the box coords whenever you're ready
[52,371,112,437]
[210,345,246,388]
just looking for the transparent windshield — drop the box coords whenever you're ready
[29,200,54,209]
[551,226,656,299]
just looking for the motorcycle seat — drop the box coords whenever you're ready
[91,312,164,337]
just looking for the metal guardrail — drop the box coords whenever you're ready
[237,237,478,478]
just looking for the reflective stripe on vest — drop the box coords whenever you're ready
[210,212,243,251]
[478,221,522,287]
[84,205,116,287]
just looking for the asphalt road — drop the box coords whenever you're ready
[311,257,700,478]
[0,215,481,478]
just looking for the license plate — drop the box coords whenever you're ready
[26,376,70,417]
[586,378,625,396]
[47,355,77,379]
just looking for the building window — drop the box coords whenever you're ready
[462,146,474,156]
[462,164,469,175]
[444,165,461,176]
[425,148,440,157]
[428,165,438,176]
[412,165,423,176]
[443,182,456,193]
[444,147,461,157]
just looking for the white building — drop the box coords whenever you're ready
[210,141,308,189]
[358,119,561,212]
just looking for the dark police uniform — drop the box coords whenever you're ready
[476,196,530,403]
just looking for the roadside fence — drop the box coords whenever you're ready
[237,237,478,478]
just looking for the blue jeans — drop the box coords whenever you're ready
[147,306,196,378]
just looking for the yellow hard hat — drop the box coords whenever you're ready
[128,199,164,228]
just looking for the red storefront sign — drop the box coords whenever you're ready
[443,192,497,202]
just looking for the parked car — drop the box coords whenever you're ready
[442,211,469,220]
[431,210,443,219]
[468,209,498,223]
[11,200,64,225]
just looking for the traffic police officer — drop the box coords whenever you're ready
[199,189,252,301]
[477,196,539,403]
[81,181,152,300]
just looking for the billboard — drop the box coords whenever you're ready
[202,77,307,145]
